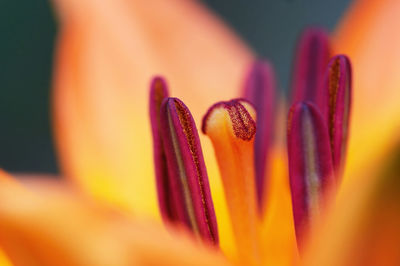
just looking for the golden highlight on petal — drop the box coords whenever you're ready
[0,249,12,266]
[203,99,260,265]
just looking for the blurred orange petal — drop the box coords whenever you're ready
[0,171,13,266]
[0,175,228,266]
[52,0,253,231]
[304,143,400,266]
[334,0,400,184]
[260,142,299,266]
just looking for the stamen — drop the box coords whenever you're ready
[159,97,219,245]
[291,28,331,104]
[202,99,260,265]
[324,55,352,179]
[149,77,175,222]
[243,60,276,212]
[287,102,334,248]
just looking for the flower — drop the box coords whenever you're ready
[0,0,400,265]
[147,31,351,264]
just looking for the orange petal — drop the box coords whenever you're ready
[260,101,299,266]
[0,175,228,266]
[0,171,14,266]
[304,144,400,266]
[334,0,400,184]
[52,0,253,226]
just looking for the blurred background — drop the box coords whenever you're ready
[0,0,350,173]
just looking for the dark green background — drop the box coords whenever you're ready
[0,0,350,173]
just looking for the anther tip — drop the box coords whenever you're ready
[202,99,256,141]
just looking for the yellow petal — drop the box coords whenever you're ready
[334,0,400,184]
[0,175,229,266]
[0,250,12,266]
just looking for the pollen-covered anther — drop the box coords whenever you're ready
[202,99,256,141]
[243,60,276,212]
[291,27,331,104]
[149,76,174,222]
[325,55,352,178]
[287,102,335,249]
[202,99,261,265]
[150,78,218,245]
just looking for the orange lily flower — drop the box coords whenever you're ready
[0,0,399,265]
